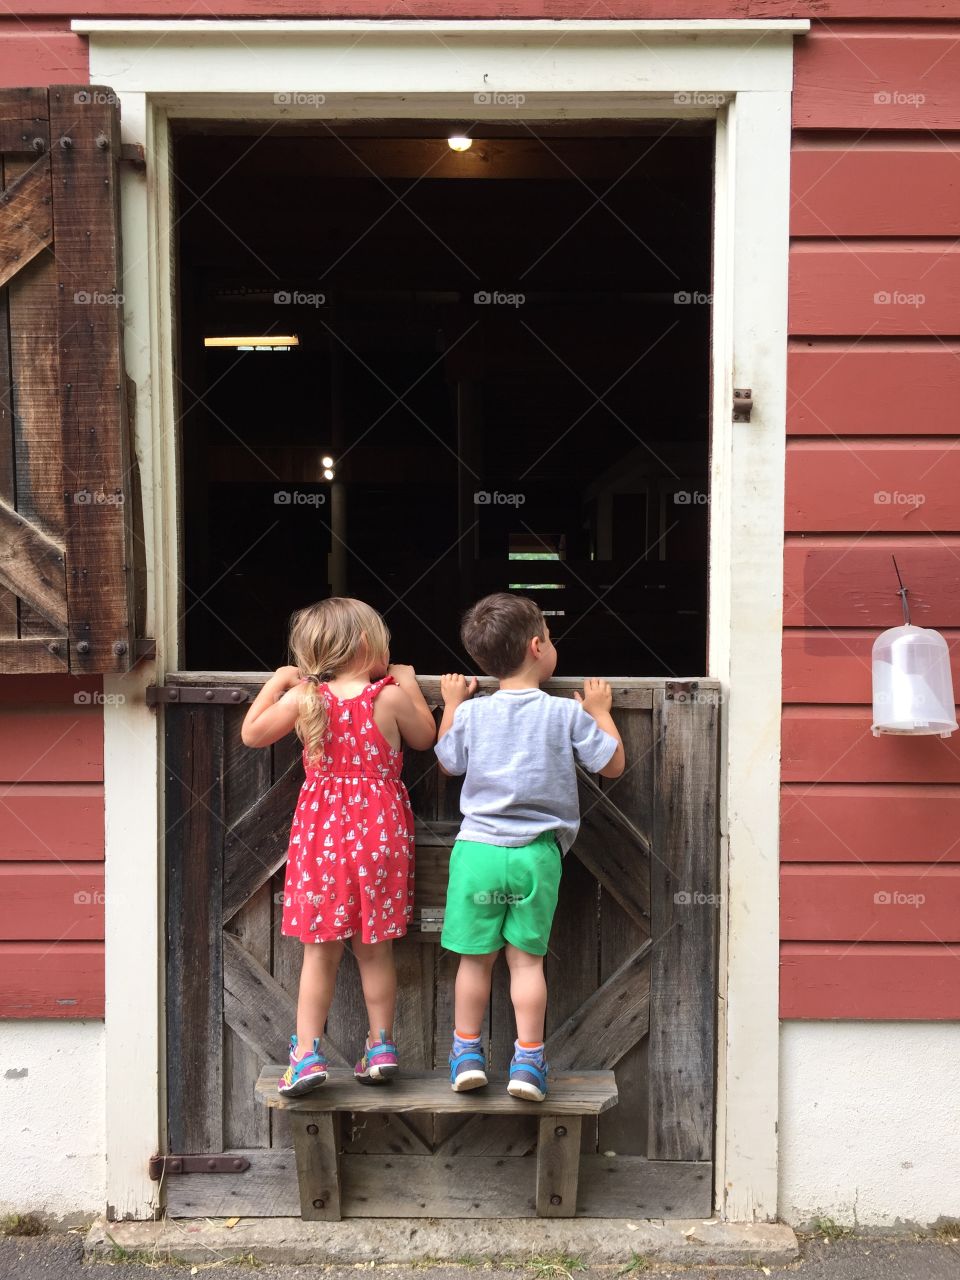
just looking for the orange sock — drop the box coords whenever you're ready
[518,1040,544,1050]
[455,1028,481,1040]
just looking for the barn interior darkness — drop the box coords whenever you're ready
[175,123,713,675]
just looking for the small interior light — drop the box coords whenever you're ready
[323,468,335,480]
[447,135,473,153]
[321,455,334,468]
[204,335,299,348]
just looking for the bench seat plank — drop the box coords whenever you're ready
[255,1068,618,1116]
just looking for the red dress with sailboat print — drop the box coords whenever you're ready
[280,676,415,945]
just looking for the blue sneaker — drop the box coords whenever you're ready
[449,1033,488,1092]
[507,1042,547,1102]
[278,1035,327,1097]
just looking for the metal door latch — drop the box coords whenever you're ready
[733,388,753,422]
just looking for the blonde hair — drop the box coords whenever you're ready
[289,598,391,763]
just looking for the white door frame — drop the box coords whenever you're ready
[84,16,806,1222]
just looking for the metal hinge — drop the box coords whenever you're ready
[418,907,445,933]
[145,685,251,706]
[665,680,700,702]
[148,1154,250,1180]
[120,142,146,172]
[733,387,753,422]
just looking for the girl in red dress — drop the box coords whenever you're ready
[242,598,436,1095]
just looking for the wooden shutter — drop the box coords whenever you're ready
[0,86,136,674]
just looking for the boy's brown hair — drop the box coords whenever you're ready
[460,593,546,679]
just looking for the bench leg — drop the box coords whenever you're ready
[536,1114,581,1218]
[290,1112,342,1221]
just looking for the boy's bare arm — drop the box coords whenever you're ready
[575,678,626,778]
[436,673,477,774]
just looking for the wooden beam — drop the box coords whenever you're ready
[222,758,301,922]
[0,88,48,154]
[0,152,51,289]
[0,495,67,630]
[574,768,651,931]
[0,637,67,673]
[536,1114,581,1217]
[546,941,651,1070]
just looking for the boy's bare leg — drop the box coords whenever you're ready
[504,943,547,1043]
[454,950,500,1034]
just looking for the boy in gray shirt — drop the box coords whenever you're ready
[435,593,624,1102]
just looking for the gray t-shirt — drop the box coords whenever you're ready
[434,688,618,854]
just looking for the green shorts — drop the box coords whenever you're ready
[440,833,562,957]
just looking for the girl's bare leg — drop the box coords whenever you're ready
[504,944,547,1043]
[296,940,344,1051]
[454,950,500,1035]
[352,938,398,1042]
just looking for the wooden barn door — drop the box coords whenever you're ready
[0,86,138,674]
[161,675,719,1218]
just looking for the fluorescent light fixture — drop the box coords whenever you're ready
[447,135,473,152]
[204,335,299,348]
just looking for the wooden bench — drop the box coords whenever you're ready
[255,1067,618,1221]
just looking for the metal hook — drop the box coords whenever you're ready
[892,554,911,627]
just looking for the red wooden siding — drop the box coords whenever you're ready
[784,15,960,1019]
[781,783,960,863]
[0,19,86,85]
[0,678,105,1017]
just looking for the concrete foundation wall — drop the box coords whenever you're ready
[0,1021,105,1222]
[779,1021,960,1229]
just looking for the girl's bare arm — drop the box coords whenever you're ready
[241,667,304,748]
[377,665,436,750]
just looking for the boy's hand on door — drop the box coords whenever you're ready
[440,673,478,705]
[575,678,613,718]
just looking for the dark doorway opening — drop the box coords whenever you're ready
[174,123,714,675]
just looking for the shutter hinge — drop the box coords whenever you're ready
[145,685,252,706]
[733,387,753,422]
[120,142,146,172]
[665,680,700,702]
[148,1154,250,1180]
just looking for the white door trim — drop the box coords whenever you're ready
[86,16,805,1222]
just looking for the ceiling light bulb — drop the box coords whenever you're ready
[447,135,473,153]
[323,468,335,480]
[321,455,334,468]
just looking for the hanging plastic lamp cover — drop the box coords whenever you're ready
[871,624,958,738]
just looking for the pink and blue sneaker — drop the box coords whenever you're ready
[449,1031,488,1092]
[354,1029,399,1085]
[507,1041,548,1102]
[278,1035,328,1097]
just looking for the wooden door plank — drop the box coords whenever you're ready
[0,88,48,153]
[600,707,654,1155]
[573,768,651,932]
[0,153,52,289]
[48,86,134,672]
[166,704,225,1154]
[223,706,272,1151]
[647,690,719,1163]
[0,637,67,672]
[222,757,301,922]
[163,1148,711,1220]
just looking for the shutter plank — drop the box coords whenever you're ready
[0,495,66,630]
[0,89,48,154]
[48,86,134,672]
[0,153,52,288]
